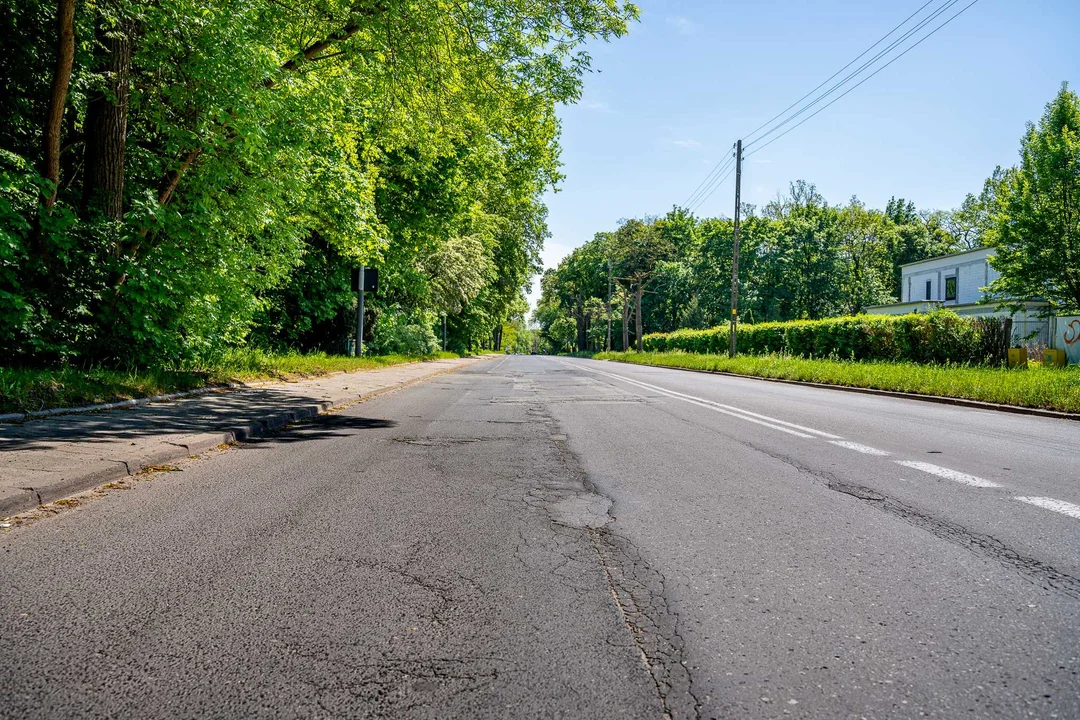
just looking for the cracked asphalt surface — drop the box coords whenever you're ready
[2,355,1079,718]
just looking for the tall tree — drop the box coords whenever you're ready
[988,84,1080,312]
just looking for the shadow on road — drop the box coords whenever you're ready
[241,415,398,445]
[0,387,379,453]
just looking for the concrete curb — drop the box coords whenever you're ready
[1,358,489,518]
[0,357,480,424]
[595,359,1080,423]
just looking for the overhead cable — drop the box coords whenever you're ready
[745,0,967,149]
[742,0,940,145]
[746,0,982,158]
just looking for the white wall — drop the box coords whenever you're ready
[901,248,996,305]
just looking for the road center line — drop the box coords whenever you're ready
[894,460,1000,488]
[563,361,836,439]
[1015,496,1080,519]
[829,441,890,456]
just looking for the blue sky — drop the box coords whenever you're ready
[528,0,1080,309]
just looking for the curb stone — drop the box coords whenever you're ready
[0,358,489,518]
[0,357,477,424]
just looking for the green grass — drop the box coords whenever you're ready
[594,351,1080,414]
[0,349,464,415]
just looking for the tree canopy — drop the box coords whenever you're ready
[534,188,961,352]
[986,83,1080,312]
[0,0,639,363]
[534,85,1077,353]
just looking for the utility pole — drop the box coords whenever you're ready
[728,140,743,358]
[356,264,365,357]
[606,258,613,352]
[442,314,447,351]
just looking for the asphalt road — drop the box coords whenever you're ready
[2,355,1078,719]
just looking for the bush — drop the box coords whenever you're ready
[369,308,440,356]
[642,310,1010,366]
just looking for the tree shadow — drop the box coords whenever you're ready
[240,415,397,445]
[0,385,394,453]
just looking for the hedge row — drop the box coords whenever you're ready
[641,310,1012,365]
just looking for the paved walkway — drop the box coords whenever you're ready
[0,356,489,516]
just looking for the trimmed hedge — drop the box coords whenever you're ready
[642,310,1011,365]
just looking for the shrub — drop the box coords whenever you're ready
[369,308,440,356]
[642,310,1009,366]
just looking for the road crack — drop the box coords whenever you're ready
[737,437,1080,602]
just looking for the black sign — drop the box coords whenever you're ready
[351,267,379,294]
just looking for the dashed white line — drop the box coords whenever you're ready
[1015,497,1080,519]
[894,460,1000,488]
[829,441,890,456]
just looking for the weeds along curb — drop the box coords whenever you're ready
[596,358,1080,423]
[0,357,490,518]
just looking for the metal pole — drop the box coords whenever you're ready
[357,264,365,357]
[442,315,447,351]
[729,140,743,358]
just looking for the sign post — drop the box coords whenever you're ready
[351,266,379,357]
[357,265,365,357]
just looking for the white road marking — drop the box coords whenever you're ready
[562,361,840,439]
[829,441,890,456]
[894,461,1000,488]
[1015,497,1080,519]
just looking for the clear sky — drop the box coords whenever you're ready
[528,0,1080,311]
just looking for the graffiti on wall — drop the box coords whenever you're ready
[1059,316,1080,364]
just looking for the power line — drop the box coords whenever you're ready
[689,155,737,212]
[742,0,939,145]
[746,0,981,158]
[683,154,733,208]
[745,0,965,149]
[683,151,735,209]
[689,162,737,213]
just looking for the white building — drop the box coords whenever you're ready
[864,247,1050,345]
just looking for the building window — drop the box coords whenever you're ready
[925,280,932,301]
[945,276,957,302]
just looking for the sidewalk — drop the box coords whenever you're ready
[0,356,490,517]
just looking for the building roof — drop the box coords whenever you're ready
[899,245,992,269]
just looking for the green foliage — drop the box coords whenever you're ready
[534,189,957,350]
[595,352,1080,413]
[548,316,577,353]
[0,0,639,365]
[987,83,1080,313]
[369,308,440,357]
[642,310,1011,366]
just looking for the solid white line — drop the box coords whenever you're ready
[583,364,843,438]
[1015,496,1080,519]
[829,441,890,456]
[562,361,831,439]
[895,460,1000,488]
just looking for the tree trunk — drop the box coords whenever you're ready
[42,0,76,208]
[622,294,630,351]
[82,15,133,224]
[635,284,644,352]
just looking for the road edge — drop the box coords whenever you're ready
[591,358,1080,423]
[1,357,492,518]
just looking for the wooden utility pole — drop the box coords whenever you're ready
[728,140,743,358]
[606,258,613,352]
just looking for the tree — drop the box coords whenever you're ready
[611,218,675,350]
[1,0,640,364]
[988,84,1080,312]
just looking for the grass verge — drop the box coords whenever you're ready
[0,349,464,415]
[594,351,1080,414]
